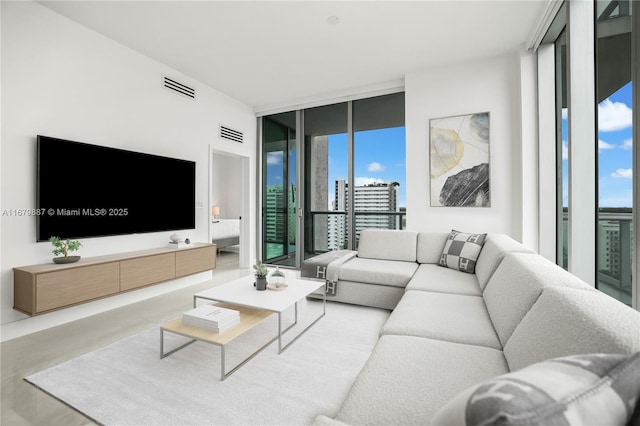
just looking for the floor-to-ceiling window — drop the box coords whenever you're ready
[262,112,296,266]
[555,22,569,270]
[260,92,406,267]
[596,0,633,305]
[541,0,635,308]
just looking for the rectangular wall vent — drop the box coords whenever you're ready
[219,125,243,143]
[162,75,196,99]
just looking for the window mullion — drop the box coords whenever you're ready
[566,0,597,286]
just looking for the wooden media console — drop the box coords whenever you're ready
[13,243,216,316]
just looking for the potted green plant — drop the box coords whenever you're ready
[253,260,268,291]
[49,236,82,264]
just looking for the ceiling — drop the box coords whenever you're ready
[37,1,549,113]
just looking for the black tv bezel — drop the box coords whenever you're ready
[36,135,196,242]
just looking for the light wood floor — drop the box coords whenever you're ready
[1,252,243,426]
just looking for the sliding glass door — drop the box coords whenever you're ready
[262,113,296,266]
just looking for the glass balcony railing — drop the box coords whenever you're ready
[563,208,633,306]
[306,210,406,256]
[597,210,633,306]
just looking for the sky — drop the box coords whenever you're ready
[562,81,633,208]
[329,127,407,208]
[266,126,407,209]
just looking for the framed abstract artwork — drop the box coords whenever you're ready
[429,112,490,207]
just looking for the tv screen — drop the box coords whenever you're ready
[37,135,196,242]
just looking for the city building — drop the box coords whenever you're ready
[327,179,400,250]
[264,184,297,257]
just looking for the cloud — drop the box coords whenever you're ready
[355,177,384,186]
[367,162,386,172]
[598,99,632,132]
[611,168,632,179]
[564,138,630,156]
[562,108,568,120]
[598,139,615,150]
[266,152,282,165]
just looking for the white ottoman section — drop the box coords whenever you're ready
[323,280,406,310]
[338,257,418,288]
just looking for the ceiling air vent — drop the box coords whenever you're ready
[162,75,196,100]
[219,125,243,143]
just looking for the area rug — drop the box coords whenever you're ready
[25,300,389,425]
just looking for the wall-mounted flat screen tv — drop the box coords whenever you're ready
[37,135,196,242]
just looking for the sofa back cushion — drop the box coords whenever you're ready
[438,230,487,274]
[475,234,535,290]
[357,230,418,262]
[483,253,593,347]
[416,232,450,264]
[503,286,640,371]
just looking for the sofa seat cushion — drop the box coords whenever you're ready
[357,229,418,262]
[334,335,509,425]
[483,252,594,347]
[504,286,640,371]
[380,290,502,350]
[431,352,640,426]
[338,257,418,288]
[406,264,481,296]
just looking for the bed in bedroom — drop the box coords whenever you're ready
[211,218,240,253]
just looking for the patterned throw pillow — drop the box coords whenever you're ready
[439,230,487,274]
[430,352,640,426]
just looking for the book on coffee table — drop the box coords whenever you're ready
[182,305,240,332]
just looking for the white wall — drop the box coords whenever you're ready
[0,1,256,337]
[518,51,540,251]
[405,53,532,242]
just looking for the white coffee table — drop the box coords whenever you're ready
[193,274,326,354]
[160,273,326,380]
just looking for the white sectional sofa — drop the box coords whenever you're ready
[314,229,640,425]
